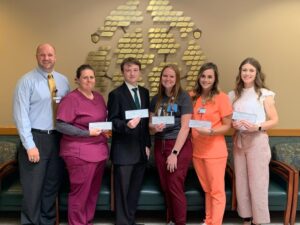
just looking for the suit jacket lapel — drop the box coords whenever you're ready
[138,85,145,109]
[121,82,137,110]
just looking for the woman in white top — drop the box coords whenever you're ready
[228,57,278,225]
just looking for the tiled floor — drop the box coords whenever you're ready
[0,211,298,224]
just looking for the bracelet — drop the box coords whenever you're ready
[209,129,214,136]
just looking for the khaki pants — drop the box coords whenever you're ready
[233,131,271,224]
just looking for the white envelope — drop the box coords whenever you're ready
[89,122,112,130]
[125,109,149,120]
[189,120,212,128]
[152,116,175,125]
[232,111,257,124]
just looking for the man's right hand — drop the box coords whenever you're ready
[127,117,141,129]
[27,147,40,163]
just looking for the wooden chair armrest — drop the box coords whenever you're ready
[0,159,18,180]
[226,163,237,210]
[270,159,296,225]
[270,159,297,181]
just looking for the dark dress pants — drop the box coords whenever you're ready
[18,131,63,225]
[114,163,146,225]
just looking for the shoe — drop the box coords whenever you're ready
[200,223,207,225]
[243,222,251,225]
[243,217,252,225]
[166,221,175,225]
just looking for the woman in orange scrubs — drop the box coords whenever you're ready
[190,62,232,225]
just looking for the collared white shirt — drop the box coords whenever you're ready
[125,81,141,106]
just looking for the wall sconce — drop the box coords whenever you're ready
[91,31,100,44]
[193,28,202,39]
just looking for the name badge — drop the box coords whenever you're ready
[167,103,178,113]
[53,96,62,103]
[198,107,206,114]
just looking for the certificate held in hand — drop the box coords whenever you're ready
[89,122,112,130]
[189,120,212,129]
[125,109,149,120]
[152,116,175,125]
[232,111,257,124]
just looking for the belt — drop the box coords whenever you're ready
[31,128,57,135]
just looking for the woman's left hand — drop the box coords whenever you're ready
[241,120,258,132]
[89,128,102,136]
[166,154,177,173]
[195,127,211,136]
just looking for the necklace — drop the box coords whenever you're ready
[201,96,207,106]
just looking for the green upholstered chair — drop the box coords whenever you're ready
[273,143,300,225]
[0,141,18,179]
[0,141,19,211]
[136,147,165,210]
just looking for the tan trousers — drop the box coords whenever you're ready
[233,131,271,224]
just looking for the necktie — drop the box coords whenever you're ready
[48,74,57,125]
[132,88,141,109]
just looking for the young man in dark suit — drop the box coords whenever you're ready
[107,57,151,225]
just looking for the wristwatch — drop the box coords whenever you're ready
[172,150,178,156]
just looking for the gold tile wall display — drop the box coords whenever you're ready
[86,46,112,91]
[112,28,155,87]
[92,0,144,38]
[88,0,207,96]
[181,40,206,91]
[148,27,179,55]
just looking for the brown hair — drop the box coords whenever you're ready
[154,64,183,114]
[76,64,95,79]
[233,57,268,102]
[120,57,141,72]
[192,62,220,103]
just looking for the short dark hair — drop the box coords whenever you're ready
[76,64,95,79]
[120,57,141,72]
